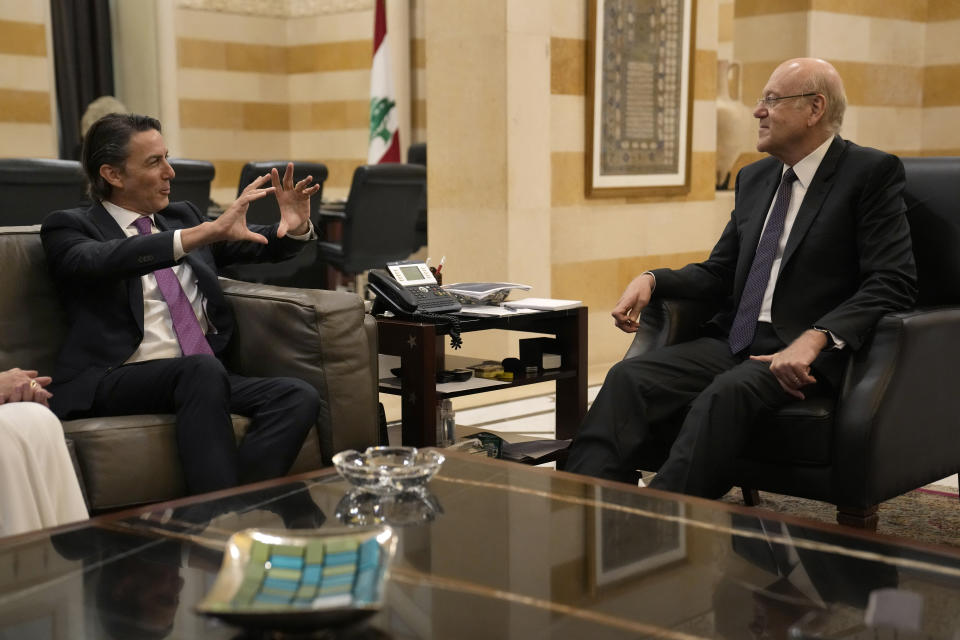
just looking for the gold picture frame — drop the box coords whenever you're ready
[586,0,697,198]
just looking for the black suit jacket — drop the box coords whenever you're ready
[41,200,307,418]
[652,136,917,387]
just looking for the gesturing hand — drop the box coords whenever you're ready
[0,368,53,407]
[213,173,276,245]
[272,162,320,238]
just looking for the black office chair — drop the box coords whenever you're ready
[168,158,215,215]
[318,164,426,288]
[624,156,960,529]
[407,143,426,166]
[0,158,89,225]
[219,161,329,288]
[406,144,428,253]
[236,161,328,225]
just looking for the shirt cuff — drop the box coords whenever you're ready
[813,326,846,350]
[286,219,316,241]
[641,270,657,293]
[173,229,185,260]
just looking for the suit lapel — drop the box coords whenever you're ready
[780,136,845,268]
[90,202,146,328]
[89,201,126,240]
[155,208,220,301]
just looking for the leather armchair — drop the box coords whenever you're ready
[624,156,960,529]
[0,225,380,512]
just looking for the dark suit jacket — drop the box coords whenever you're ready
[651,136,917,387]
[41,200,307,418]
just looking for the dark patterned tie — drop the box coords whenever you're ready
[133,216,214,356]
[728,168,798,354]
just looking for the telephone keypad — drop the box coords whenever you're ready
[412,285,459,311]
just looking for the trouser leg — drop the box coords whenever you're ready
[648,357,792,498]
[228,374,320,485]
[93,356,239,493]
[565,337,737,484]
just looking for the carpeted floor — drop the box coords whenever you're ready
[721,486,960,548]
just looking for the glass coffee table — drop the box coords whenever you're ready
[1,451,959,638]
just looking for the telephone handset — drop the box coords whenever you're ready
[368,269,419,314]
[368,262,461,315]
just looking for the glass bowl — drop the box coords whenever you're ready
[332,446,444,495]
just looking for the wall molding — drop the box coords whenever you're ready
[177,0,373,18]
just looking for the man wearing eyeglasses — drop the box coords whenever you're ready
[567,58,917,498]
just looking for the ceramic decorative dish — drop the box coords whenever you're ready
[196,526,396,631]
[332,446,444,495]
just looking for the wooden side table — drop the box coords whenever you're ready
[376,307,588,447]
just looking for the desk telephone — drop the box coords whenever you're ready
[368,262,461,315]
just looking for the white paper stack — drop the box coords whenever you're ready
[502,298,582,311]
[442,282,531,305]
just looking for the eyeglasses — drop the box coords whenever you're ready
[755,93,817,108]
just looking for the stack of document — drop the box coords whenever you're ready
[503,298,582,311]
[442,282,531,304]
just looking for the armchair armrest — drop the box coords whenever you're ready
[833,306,960,504]
[624,297,718,360]
[220,278,379,462]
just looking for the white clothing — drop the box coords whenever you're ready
[0,403,88,537]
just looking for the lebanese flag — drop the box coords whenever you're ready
[368,0,400,163]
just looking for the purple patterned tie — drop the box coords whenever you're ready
[133,216,214,356]
[728,168,798,354]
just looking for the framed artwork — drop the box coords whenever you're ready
[586,0,696,197]
[590,486,686,588]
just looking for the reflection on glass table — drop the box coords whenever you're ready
[335,487,444,527]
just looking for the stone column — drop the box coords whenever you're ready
[424,0,552,359]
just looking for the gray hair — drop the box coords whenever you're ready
[80,96,129,138]
[802,70,846,133]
